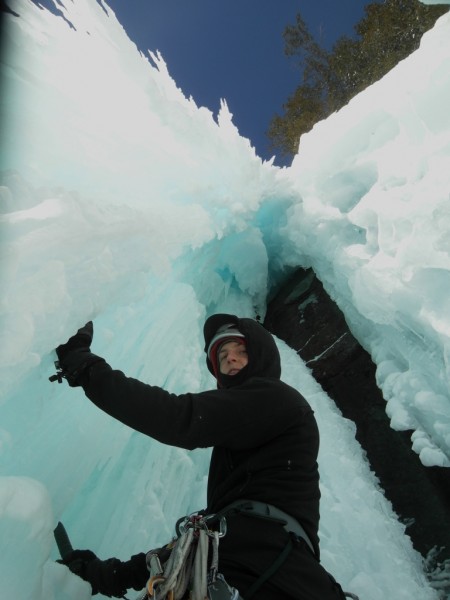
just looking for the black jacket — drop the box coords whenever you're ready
[78,315,342,599]
[82,314,320,554]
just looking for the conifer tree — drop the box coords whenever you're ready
[268,0,448,158]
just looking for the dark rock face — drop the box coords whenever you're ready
[264,267,450,567]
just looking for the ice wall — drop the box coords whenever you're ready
[1,0,449,598]
[285,9,450,468]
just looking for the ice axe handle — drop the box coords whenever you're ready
[54,521,74,559]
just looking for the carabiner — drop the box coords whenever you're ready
[203,514,227,538]
[146,576,174,599]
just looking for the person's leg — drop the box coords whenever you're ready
[219,515,345,600]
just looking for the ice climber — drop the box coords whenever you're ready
[52,314,348,599]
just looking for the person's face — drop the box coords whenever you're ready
[218,340,248,376]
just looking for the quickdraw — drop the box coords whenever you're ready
[142,513,237,600]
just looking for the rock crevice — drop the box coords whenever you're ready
[264,267,450,565]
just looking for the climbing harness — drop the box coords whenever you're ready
[138,513,242,600]
[212,500,360,600]
[209,500,311,599]
[217,499,316,556]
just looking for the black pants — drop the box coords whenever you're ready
[218,514,345,600]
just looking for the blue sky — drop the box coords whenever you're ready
[35,0,376,164]
[104,0,375,164]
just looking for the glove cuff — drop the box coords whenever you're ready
[120,553,148,591]
[50,350,104,387]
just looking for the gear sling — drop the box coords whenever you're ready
[141,512,241,600]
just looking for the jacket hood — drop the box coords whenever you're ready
[203,313,281,388]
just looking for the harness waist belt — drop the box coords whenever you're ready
[222,499,316,556]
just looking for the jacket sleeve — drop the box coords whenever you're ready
[81,360,305,451]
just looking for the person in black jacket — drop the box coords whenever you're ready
[53,314,346,600]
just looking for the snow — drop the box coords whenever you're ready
[1,0,449,598]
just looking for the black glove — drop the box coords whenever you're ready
[58,549,148,597]
[50,322,104,387]
[56,322,94,361]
